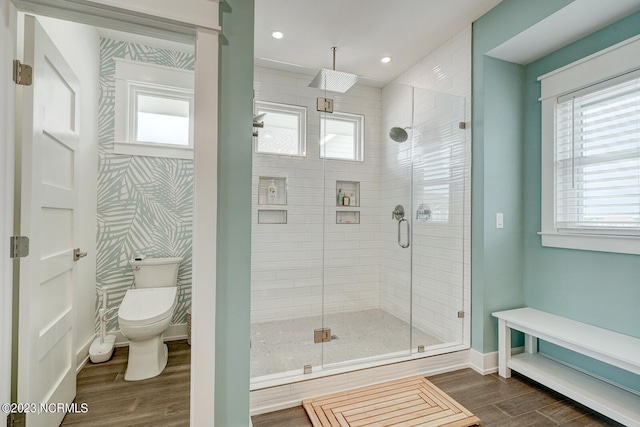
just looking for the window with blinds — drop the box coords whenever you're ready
[555,73,640,234]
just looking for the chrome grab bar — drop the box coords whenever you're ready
[398,218,410,248]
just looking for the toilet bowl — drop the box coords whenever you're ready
[118,256,182,381]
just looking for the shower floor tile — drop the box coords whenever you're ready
[250,308,443,378]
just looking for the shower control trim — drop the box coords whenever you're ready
[392,204,405,220]
[416,204,432,222]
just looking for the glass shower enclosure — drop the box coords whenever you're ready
[250,75,467,383]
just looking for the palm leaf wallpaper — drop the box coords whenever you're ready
[97,38,194,331]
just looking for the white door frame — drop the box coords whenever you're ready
[0,2,17,425]
[1,1,220,425]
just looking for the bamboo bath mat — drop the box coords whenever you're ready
[302,376,481,427]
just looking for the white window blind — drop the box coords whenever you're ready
[555,73,640,233]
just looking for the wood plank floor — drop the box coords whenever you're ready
[252,369,625,427]
[61,340,190,427]
[63,344,623,427]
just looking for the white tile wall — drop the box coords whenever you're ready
[252,67,382,322]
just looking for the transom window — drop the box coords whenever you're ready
[114,58,194,159]
[130,84,193,146]
[254,101,306,157]
[320,111,364,162]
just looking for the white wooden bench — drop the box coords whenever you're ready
[492,307,640,427]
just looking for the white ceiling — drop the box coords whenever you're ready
[487,0,640,64]
[254,0,503,87]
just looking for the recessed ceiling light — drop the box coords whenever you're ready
[271,31,284,39]
[381,56,392,63]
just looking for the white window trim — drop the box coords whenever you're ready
[538,34,640,255]
[114,57,195,160]
[254,100,307,157]
[320,111,365,162]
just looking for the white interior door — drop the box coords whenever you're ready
[17,14,80,427]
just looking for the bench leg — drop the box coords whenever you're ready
[524,334,538,354]
[498,319,511,378]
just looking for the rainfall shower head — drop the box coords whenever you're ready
[308,47,359,93]
[389,127,410,143]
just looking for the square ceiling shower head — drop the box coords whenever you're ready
[308,68,359,93]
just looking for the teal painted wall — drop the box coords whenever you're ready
[471,0,572,353]
[216,0,254,425]
[522,10,640,393]
[474,0,640,391]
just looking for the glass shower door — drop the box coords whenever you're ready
[321,83,414,368]
[410,88,466,352]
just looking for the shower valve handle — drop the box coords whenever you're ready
[392,204,405,220]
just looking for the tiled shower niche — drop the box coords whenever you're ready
[336,180,360,207]
[258,176,287,205]
[258,210,287,224]
[336,211,360,224]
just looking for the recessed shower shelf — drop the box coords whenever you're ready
[336,211,360,224]
[258,176,287,205]
[258,210,287,224]
[336,180,360,207]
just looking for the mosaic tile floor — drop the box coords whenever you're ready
[250,309,443,378]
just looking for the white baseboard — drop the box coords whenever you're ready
[469,347,524,375]
[76,334,95,374]
[113,323,188,346]
[250,349,471,416]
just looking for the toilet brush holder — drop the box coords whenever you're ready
[89,334,115,363]
[89,306,116,363]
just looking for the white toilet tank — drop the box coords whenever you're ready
[129,257,183,288]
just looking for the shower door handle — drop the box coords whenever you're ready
[398,218,410,248]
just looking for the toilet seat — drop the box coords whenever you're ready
[118,287,177,327]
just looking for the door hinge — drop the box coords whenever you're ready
[314,327,331,343]
[10,236,29,258]
[316,97,334,113]
[458,311,465,318]
[7,411,26,427]
[13,60,33,86]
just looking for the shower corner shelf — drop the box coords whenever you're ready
[336,180,360,207]
[336,211,360,224]
[258,176,287,206]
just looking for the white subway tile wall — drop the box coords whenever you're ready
[251,25,471,351]
[252,66,382,322]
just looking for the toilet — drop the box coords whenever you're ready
[118,256,183,381]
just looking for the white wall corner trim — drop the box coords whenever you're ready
[191,25,219,427]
